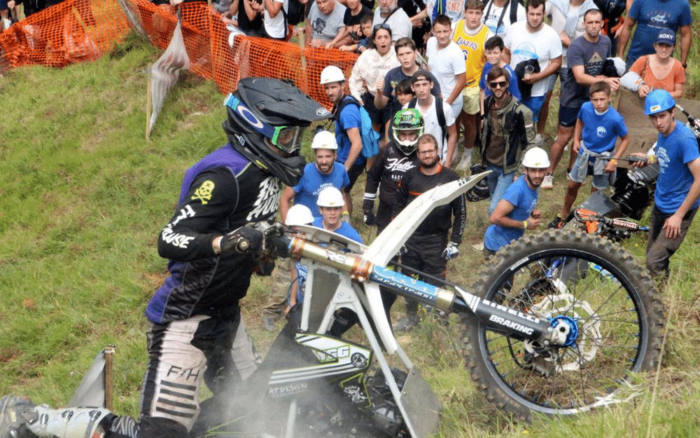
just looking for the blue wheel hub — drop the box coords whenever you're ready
[550,316,579,347]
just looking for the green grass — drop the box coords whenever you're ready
[2,29,700,437]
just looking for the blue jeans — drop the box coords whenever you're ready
[486,163,515,216]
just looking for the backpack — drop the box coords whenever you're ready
[408,97,447,145]
[335,96,380,159]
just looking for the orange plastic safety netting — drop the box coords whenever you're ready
[0,0,359,105]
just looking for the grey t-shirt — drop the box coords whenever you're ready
[308,2,347,42]
[560,34,612,109]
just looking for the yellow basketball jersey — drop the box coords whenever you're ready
[452,22,490,87]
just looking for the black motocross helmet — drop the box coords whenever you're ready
[223,78,332,186]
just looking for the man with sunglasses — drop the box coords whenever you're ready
[480,65,536,216]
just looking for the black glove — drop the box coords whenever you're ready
[221,226,263,254]
[363,210,375,226]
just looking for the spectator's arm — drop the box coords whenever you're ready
[411,8,427,26]
[445,73,465,106]
[680,24,691,67]
[241,0,260,22]
[502,46,512,65]
[616,17,635,57]
[444,122,458,168]
[279,185,296,224]
[327,26,351,49]
[265,0,283,19]
[672,81,683,99]
[345,127,363,173]
[348,61,365,100]
[572,65,620,90]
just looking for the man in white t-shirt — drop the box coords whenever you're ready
[404,70,458,167]
[426,15,466,133]
[262,0,289,40]
[373,0,412,41]
[482,0,526,38]
[305,0,348,48]
[503,0,562,133]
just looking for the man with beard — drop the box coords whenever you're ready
[479,66,536,217]
[543,9,619,191]
[392,134,466,330]
[483,147,548,255]
[279,130,350,221]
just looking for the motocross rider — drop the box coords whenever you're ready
[0,78,332,438]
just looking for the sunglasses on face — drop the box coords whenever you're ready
[489,80,508,89]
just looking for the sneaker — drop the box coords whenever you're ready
[534,134,544,146]
[0,396,34,438]
[542,174,554,189]
[393,314,418,332]
[548,215,564,230]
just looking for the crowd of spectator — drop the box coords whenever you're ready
[240,0,694,327]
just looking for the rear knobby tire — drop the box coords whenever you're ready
[462,230,665,420]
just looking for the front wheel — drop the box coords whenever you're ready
[462,230,665,420]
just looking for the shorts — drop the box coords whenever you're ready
[568,152,613,190]
[520,95,546,123]
[344,162,365,193]
[558,106,579,128]
[461,86,480,115]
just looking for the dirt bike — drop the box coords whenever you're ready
[178,173,664,438]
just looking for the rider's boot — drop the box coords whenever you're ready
[0,395,36,438]
[4,397,114,438]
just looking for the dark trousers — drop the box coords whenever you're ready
[646,205,697,278]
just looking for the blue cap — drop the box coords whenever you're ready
[644,89,675,116]
[655,29,675,46]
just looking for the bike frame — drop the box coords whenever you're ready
[281,173,560,437]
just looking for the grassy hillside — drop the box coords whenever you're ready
[2,32,700,437]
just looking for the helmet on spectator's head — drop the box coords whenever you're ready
[392,108,424,155]
[311,130,338,151]
[320,66,346,85]
[317,187,345,208]
[645,89,675,116]
[286,204,314,226]
[522,147,550,169]
[222,78,332,187]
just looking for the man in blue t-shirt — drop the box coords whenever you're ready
[321,65,367,216]
[616,0,692,69]
[484,147,548,253]
[632,90,700,278]
[550,81,629,227]
[279,130,350,221]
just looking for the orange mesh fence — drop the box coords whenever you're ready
[0,0,359,105]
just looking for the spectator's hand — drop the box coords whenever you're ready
[375,78,384,93]
[221,226,263,254]
[630,152,650,168]
[531,208,541,220]
[604,159,617,173]
[572,141,580,154]
[339,44,354,52]
[559,31,571,47]
[638,84,651,98]
[605,77,620,91]
[522,73,539,84]
[526,218,540,230]
[663,213,683,239]
[363,210,375,226]
[325,42,334,50]
[442,242,460,261]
